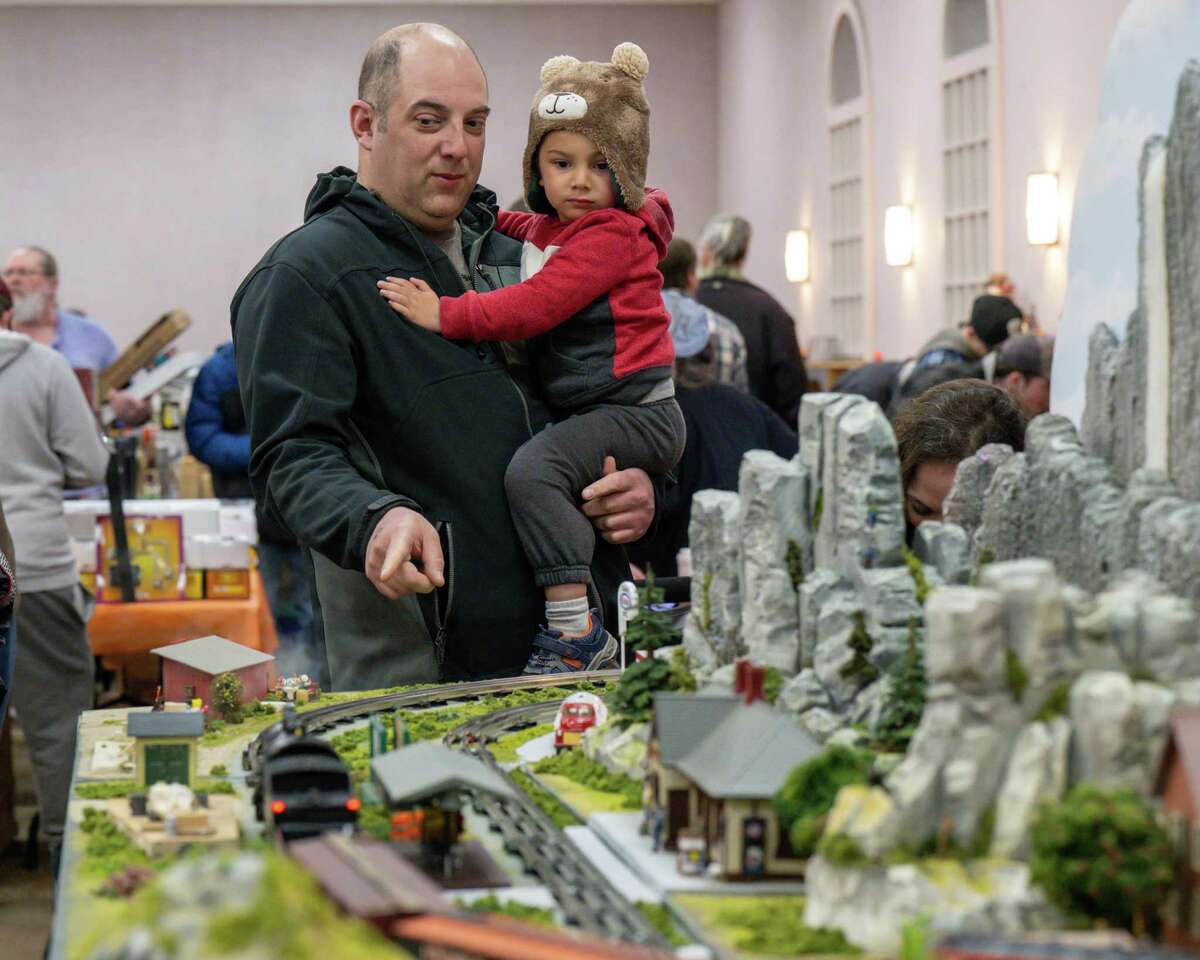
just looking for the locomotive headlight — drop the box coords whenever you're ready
[271,800,287,815]
[346,797,362,812]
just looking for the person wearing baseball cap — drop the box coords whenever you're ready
[913,293,1023,370]
[994,334,1054,418]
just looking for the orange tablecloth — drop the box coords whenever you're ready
[88,568,277,661]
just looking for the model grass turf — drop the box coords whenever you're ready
[672,894,859,957]
[636,900,690,947]
[510,769,581,828]
[489,722,554,763]
[532,748,641,807]
[75,779,236,799]
[457,894,557,927]
[204,848,414,959]
[1030,784,1172,934]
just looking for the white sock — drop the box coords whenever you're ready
[546,596,591,636]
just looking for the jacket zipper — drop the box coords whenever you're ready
[430,521,456,665]
[472,263,536,440]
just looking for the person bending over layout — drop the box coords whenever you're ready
[893,379,1025,535]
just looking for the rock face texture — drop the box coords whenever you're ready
[943,444,1017,546]
[1069,671,1175,793]
[683,490,742,669]
[832,402,905,575]
[1168,65,1200,500]
[804,857,1063,956]
[989,718,1071,860]
[738,451,808,674]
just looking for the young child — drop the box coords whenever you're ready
[378,42,685,675]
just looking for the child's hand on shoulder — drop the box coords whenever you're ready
[377,277,441,333]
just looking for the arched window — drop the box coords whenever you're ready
[942,0,994,325]
[828,12,868,357]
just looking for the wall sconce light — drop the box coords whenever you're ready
[884,205,914,267]
[785,229,811,283]
[1026,172,1059,245]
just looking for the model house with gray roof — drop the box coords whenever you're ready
[648,662,820,879]
[126,709,204,788]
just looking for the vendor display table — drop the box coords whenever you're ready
[89,568,277,661]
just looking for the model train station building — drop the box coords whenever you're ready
[647,664,821,879]
[152,634,274,706]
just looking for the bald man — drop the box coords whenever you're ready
[233,24,657,689]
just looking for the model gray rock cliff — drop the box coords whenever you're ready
[683,490,742,669]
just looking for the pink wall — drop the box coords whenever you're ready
[163,660,271,705]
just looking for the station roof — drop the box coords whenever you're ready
[372,741,517,806]
[653,693,821,800]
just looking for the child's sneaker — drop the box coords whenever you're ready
[521,611,619,674]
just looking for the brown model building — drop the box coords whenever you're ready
[1154,707,1200,948]
[646,660,821,879]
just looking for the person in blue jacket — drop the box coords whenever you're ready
[185,342,320,682]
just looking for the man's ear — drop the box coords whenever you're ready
[349,100,377,149]
[1002,370,1025,392]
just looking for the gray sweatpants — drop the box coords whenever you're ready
[504,398,686,590]
[11,585,94,842]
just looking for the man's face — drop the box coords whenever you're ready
[1003,371,1050,418]
[2,249,56,312]
[904,460,958,528]
[360,41,488,235]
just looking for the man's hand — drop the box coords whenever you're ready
[581,456,654,545]
[107,389,152,426]
[378,277,441,333]
[364,506,445,599]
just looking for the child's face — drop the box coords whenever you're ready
[536,130,617,222]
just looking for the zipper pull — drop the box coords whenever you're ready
[433,626,447,666]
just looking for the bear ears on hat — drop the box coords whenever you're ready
[539,42,650,86]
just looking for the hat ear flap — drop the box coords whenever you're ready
[540,55,580,85]
[611,42,649,81]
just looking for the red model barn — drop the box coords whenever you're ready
[1154,707,1200,949]
[151,634,274,706]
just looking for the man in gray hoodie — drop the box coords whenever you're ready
[0,296,109,862]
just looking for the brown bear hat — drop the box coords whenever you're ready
[522,42,651,215]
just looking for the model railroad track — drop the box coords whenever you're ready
[244,669,665,947]
[446,704,669,948]
[243,669,618,774]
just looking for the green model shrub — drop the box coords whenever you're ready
[211,672,245,724]
[533,750,641,808]
[1030,783,1173,934]
[625,568,682,653]
[773,746,874,858]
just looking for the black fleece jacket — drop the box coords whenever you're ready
[232,168,629,678]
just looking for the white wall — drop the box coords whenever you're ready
[0,3,717,354]
[715,0,1128,359]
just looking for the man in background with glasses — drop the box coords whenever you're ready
[2,246,149,424]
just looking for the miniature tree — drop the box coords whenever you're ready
[839,611,880,687]
[1030,783,1173,935]
[210,671,245,724]
[610,572,689,727]
[773,745,874,858]
[873,620,925,752]
[624,567,682,653]
[610,657,673,728]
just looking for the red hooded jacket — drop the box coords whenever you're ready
[439,188,675,412]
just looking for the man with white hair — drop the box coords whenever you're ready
[695,214,808,426]
[2,246,150,424]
